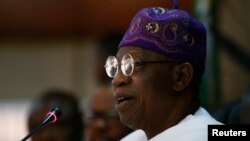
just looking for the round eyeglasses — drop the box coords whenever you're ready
[104,53,176,78]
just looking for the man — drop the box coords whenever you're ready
[27,89,83,141]
[240,87,250,124]
[104,3,222,141]
[83,84,132,141]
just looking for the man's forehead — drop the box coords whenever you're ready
[117,46,143,57]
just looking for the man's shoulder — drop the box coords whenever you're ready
[149,107,222,141]
[192,107,223,125]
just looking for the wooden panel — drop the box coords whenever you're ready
[0,0,192,38]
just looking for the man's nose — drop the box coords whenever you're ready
[111,68,131,87]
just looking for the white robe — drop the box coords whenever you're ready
[120,129,147,141]
[121,107,222,141]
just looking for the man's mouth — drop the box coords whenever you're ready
[117,96,134,104]
[114,93,135,111]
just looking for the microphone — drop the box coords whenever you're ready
[21,107,62,141]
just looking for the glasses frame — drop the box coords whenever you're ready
[105,53,178,78]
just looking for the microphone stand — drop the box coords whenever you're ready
[20,107,62,141]
[21,122,47,141]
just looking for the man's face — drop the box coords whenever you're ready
[84,86,131,141]
[112,46,179,130]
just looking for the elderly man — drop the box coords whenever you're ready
[104,2,222,141]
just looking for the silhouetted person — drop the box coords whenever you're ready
[212,87,250,124]
[240,87,250,124]
[27,89,83,141]
[83,84,132,141]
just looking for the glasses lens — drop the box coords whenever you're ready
[105,56,118,78]
[121,54,134,76]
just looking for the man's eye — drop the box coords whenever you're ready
[134,61,142,66]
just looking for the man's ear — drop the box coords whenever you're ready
[172,63,193,91]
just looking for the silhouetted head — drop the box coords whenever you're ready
[83,84,132,141]
[28,89,83,141]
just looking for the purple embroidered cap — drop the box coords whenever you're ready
[119,7,207,74]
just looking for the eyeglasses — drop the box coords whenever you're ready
[84,110,120,128]
[104,53,176,78]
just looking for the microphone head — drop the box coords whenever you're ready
[21,107,62,141]
[50,107,62,118]
[44,107,62,124]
